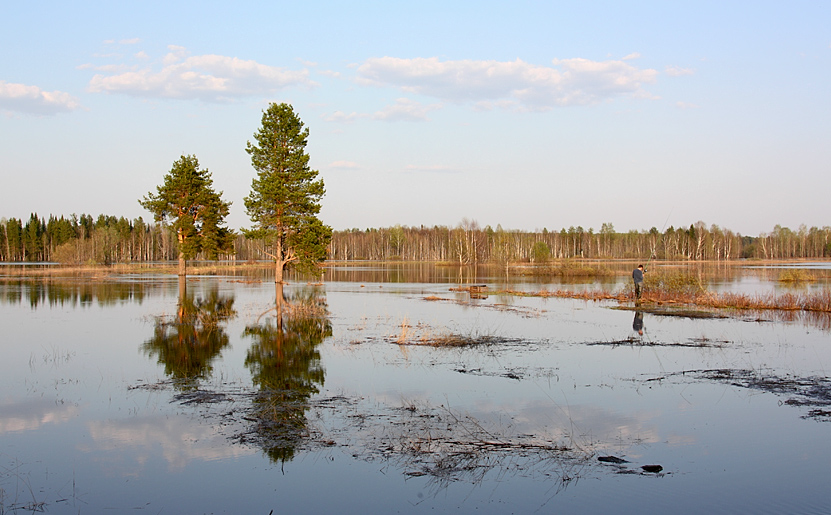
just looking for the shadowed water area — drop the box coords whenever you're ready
[1,262,830,513]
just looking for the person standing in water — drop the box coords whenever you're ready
[633,264,646,302]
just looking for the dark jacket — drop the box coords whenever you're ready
[632,268,644,283]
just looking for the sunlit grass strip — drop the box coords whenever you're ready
[696,290,831,312]
[777,269,818,283]
[514,262,613,277]
[500,288,629,302]
[496,287,831,313]
[0,261,275,277]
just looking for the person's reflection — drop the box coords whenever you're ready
[632,311,644,337]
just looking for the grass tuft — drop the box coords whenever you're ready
[777,269,817,283]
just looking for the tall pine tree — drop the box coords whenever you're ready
[243,103,331,284]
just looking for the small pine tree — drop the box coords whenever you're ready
[140,155,233,276]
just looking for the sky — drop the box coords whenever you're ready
[2,1,829,236]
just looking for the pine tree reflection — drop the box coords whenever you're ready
[142,278,236,390]
[242,287,331,463]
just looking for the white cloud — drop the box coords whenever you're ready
[622,52,641,60]
[665,65,694,76]
[357,56,658,110]
[162,45,188,66]
[0,80,81,115]
[119,38,141,45]
[329,160,362,169]
[323,110,365,122]
[473,99,520,111]
[88,45,315,102]
[371,98,440,121]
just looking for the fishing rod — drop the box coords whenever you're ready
[646,208,673,272]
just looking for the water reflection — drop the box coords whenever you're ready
[242,287,331,463]
[85,414,253,474]
[0,277,149,307]
[142,279,236,390]
[632,311,644,336]
[0,398,80,435]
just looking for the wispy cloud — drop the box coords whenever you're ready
[675,101,700,109]
[323,110,365,123]
[371,98,440,121]
[0,80,81,115]
[87,45,316,102]
[329,160,362,169]
[356,56,658,110]
[665,65,694,77]
[324,98,439,123]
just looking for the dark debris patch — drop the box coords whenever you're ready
[597,455,628,464]
[128,379,174,391]
[173,390,229,405]
[454,365,560,381]
[390,335,526,347]
[597,456,667,476]
[669,369,831,421]
[613,306,726,319]
[803,409,831,421]
[587,338,727,348]
[455,366,527,380]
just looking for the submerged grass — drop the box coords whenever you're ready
[387,318,505,347]
[516,260,613,278]
[777,268,818,283]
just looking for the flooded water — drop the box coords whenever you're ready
[1,264,830,514]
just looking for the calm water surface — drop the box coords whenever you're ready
[1,264,830,514]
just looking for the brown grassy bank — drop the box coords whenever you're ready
[493,287,831,314]
[0,261,275,277]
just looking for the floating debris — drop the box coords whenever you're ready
[598,456,628,464]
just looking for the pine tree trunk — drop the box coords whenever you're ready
[177,275,187,321]
[178,230,187,276]
[275,280,284,331]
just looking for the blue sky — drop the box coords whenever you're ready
[2,1,829,236]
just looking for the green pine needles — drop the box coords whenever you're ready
[243,102,332,280]
[140,154,233,276]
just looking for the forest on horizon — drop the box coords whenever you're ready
[1,213,830,265]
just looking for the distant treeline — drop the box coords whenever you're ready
[328,222,831,262]
[2,215,830,263]
[0,214,238,264]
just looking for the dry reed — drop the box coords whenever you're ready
[494,286,831,314]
